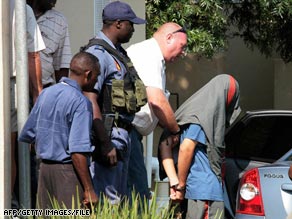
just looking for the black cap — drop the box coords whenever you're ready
[102,1,146,24]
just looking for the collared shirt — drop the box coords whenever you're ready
[86,31,127,93]
[18,77,93,163]
[37,9,72,85]
[127,38,168,135]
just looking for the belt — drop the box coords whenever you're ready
[116,119,132,132]
[41,159,72,164]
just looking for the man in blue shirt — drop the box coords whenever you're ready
[83,1,146,203]
[19,51,100,210]
[159,74,241,219]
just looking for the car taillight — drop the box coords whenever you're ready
[236,169,265,216]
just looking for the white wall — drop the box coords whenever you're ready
[55,0,145,54]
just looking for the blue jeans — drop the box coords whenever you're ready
[127,128,150,200]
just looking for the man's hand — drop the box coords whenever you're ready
[71,153,98,208]
[170,186,177,201]
[107,148,117,166]
[83,188,98,208]
[171,134,180,146]
[174,185,186,201]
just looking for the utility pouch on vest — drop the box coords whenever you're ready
[81,38,147,114]
[111,79,125,111]
[125,90,137,114]
[135,78,147,108]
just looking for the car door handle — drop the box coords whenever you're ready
[281,183,292,192]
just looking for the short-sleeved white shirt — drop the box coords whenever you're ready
[25,5,45,53]
[127,38,169,135]
[10,2,46,77]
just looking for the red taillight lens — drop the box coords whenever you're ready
[236,169,265,216]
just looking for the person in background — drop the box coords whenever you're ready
[126,22,188,200]
[27,0,72,87]
[18,52,100,210]
[10,0,45,208]
[83,1,146,203]
[159,74,241,219]
[26,0,72,208]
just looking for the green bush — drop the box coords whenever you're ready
[27,189,178,219]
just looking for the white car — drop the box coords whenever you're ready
[224,110,292,219]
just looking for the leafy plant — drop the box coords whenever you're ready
[225,0,292,62]
[146,0,292,62]
[26,189,177,219]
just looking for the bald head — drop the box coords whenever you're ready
[70,52,99,76]
[153,22,187,62]
[154,22,183,38]
[70,52,100,91]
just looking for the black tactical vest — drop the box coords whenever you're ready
[81,38,147,115]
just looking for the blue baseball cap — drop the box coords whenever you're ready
[102,1,146,24]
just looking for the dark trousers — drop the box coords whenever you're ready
[37,162,83,209]
[127,128,150,200]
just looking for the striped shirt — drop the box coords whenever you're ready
[37,9,72,85]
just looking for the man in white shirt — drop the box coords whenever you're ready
[126,22,187,200]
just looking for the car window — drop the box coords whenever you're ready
[225,116,292,162]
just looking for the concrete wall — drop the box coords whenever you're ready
[55,0,145,54]
[274,59,292,109]
[166,37,275,112]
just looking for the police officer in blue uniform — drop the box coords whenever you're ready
[83,1,146,203]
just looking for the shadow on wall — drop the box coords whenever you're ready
[166,53,227,108]
[166,50,275,113]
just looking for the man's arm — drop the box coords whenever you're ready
[176,138,197,200]
[71,153,98,206]
[83,92,117,165]
[159,137,178,187]
[147,87,180,134]
[28,51,42,103]
[159,136,179,200]
[83,92,102,119]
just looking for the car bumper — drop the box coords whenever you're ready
[236,214,265,219]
